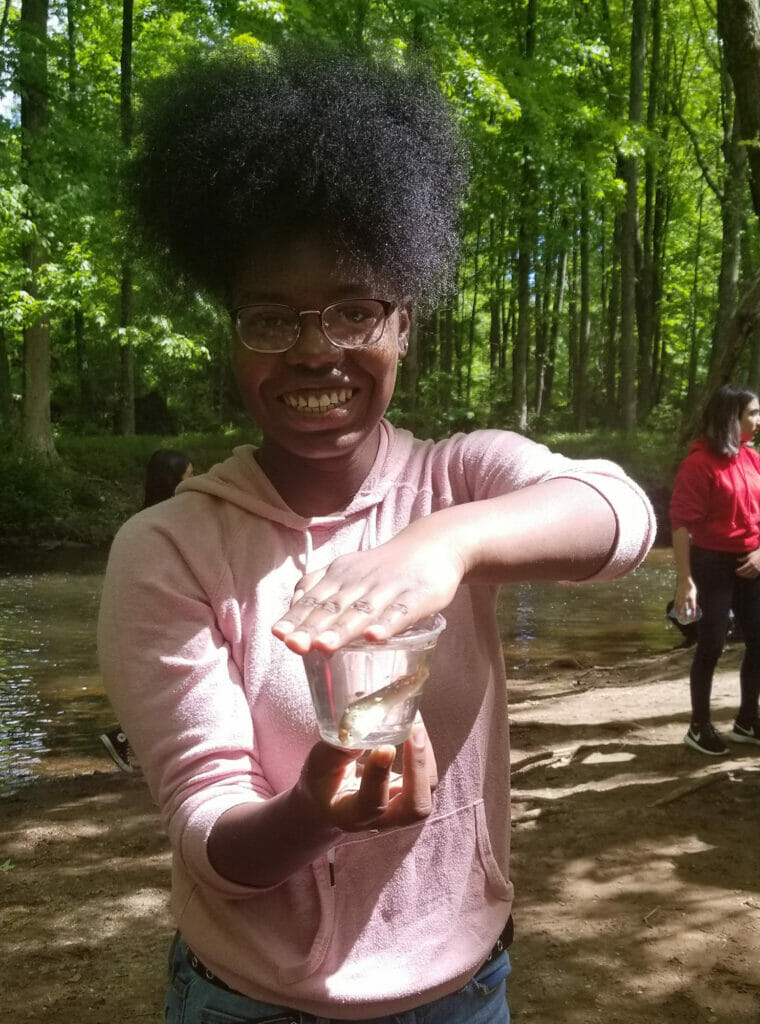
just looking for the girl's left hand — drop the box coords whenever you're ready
[272,518,465,653]
[736,548,760,578]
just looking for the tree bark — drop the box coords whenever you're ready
[620,0,647,431]
[512,0,536,432]
[686,186,705,408]
[545,243,567,413]
[574,185,591,430]
[682,271,760,440]
[638,0,661,416]
[0,326,13,433]
[119,0,135,435]
[513,207,531,431]
[19,0,56,458]
[717,0,760,220]
[710,83,745,372]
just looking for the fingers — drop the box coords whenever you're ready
[300,741,364,801]
[304,725,436,833]
[329,745,397,832]
[400,723,437,815]
[273,580,420,653]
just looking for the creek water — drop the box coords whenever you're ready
[0,544,679,793]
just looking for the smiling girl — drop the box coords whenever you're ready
[98,45,655,1024]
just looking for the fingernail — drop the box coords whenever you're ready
[274,619,294,635]
[412,724,426,749]
[317,630,339,648]
[285,630,310,651]
[376,746,395,768]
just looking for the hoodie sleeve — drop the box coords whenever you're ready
[438,430,656,581]
[97,508,278,897]
[669,451,712,532]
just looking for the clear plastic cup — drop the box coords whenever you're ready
[303,614,446,749]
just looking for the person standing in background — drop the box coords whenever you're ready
[670,384,760,755]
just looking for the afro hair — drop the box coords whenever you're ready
[131,43,468,306]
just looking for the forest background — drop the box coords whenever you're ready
[3,0,760,544]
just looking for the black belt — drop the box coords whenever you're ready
[482,914,514,966]
[186,914,513,995]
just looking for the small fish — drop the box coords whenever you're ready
[337,664,429,747]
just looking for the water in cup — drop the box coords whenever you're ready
[303,614,445,749]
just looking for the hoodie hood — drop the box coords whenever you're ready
[175,419,415,532]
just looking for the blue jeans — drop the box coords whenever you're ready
[165,934,511,1024]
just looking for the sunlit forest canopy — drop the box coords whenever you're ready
[3,0,760,457]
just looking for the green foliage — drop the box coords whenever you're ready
[0,448,129,544]
[0,428,262,544]
[1,0,757,458]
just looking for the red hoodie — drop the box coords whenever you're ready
[670,438,760,552]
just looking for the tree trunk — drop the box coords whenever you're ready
[73,307,90,414]
[638,0,661,417]
[545,243,567,412]
[534,241,553,417]
[0,326,13,434]
[19,0,56,458]
[710,66,747,372]
[620,0,647,431]
[119,0,135,435]
[686,186,705,408]
[574,186,591,430]
[400,318,420,430]
[600,206,619,421]
[567,242,579,410]
[717,0,760,220]
[466,224,482,408]
[512,0,537,431]
[514,208,531,431]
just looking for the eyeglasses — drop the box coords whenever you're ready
[232,299,395,354]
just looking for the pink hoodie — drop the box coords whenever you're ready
[98,421,655,1018]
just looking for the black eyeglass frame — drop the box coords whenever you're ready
[231,298,397,354]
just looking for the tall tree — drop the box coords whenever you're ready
[512,0,537,432]
[118,0,135,435]
[18,0,55,457]
[718,0,760,221]
[620,0,647,431]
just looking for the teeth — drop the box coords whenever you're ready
[283,389,354,413]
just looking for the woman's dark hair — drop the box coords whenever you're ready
[131,43,468,306]
[700,384,758,456]
[143,449,191,508]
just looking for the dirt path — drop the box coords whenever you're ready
[1,647,758,1023]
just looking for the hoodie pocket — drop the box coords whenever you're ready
[317,798,511,986]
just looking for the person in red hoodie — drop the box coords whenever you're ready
[670,384,760,754]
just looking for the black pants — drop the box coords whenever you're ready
[689,546,760,726]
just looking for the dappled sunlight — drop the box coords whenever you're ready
[509,698,760,1023]
[0,773,171,1021]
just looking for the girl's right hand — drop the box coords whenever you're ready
[674,578,698,622]
[298,722,437,833]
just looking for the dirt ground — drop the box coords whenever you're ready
[1,644,759,1023]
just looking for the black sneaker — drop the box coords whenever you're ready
[684,723,728,756]
[100,727,137,773]
[728,720,760,746]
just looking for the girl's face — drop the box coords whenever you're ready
[739,396,760,442]
[230,238,410,476]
